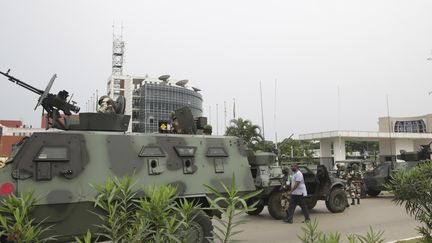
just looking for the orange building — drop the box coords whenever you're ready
[0,120,27,162]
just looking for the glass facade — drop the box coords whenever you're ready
[394,120,426,133]
[131,83,203,133]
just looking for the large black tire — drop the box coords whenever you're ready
[366,189,381,197]
[267,191,286,220]
[305,198,318,210]
[246,200,265,216]
[325,188,347,213]
[187,210,213,243]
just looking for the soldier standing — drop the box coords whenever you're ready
[346,164,363,205]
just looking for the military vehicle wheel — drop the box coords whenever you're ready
[305,198,318,210]
[325,188,346,213]
[367,189,381,197]
[187,210,213,243]
[267,191,286,220]
[246,200,264,216]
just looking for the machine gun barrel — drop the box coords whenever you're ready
[0,70,43,95]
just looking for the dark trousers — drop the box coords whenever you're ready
[286,194,310,223]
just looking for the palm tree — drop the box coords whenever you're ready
[225,118,263,150]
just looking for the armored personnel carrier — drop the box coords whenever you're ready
[364,143,431,197]
[0,71,268,241]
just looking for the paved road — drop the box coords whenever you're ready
[232,193,420,243]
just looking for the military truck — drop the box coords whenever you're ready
[363,143,431,197]
[247,159,348,219]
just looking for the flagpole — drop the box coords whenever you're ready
[260,81,265,140]
[233,98,236,119]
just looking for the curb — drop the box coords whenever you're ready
[386,236,422,243]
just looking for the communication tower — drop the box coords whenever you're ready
[112,25,125,76]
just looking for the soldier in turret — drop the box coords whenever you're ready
[203,124,212,135]
[97,96,116,114]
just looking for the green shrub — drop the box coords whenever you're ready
[74,230,98,243]
[0,190,55,243]
[204,174,262,243]
[386,161,432,242]
[92,176,202,243]
[298,219,384,243]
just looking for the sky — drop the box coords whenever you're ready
[1,0,432,141]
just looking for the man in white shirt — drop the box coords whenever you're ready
[284,163,310,224]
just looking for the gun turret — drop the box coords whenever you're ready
[1,69,80,129]
[398,141,432,161]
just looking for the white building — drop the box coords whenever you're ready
[299,114,432,167]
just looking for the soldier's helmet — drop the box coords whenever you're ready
[203,124,212,135]
[352,163,359,170]
[98,95,111,105]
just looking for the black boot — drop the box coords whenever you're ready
[357,198,360,204]
[351,198,355,205]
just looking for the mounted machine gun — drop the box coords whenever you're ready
[0,69,80,129]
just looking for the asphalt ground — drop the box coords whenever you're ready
[231,193,420,243]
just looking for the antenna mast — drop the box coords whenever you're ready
[274,79,279,165]
[260,81,265,139]
[112,23,125,76]
[386,95,394,168]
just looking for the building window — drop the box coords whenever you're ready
[394,120,426,133]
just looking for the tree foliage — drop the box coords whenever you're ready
[225,118,263,151]
[386,161,432,242]
[225,118,287,154]
[255,140,278,154]
[345,141,379,156]
[278,138,315,161]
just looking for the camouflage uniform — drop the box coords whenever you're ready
[346,164,363,205]
[280,168,291,212]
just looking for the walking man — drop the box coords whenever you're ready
[284,163,310,224]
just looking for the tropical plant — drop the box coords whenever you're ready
[135,185,202,243]
[225,118,263,150]
[356,227,384,243]
[0,190,55,243]
[92,176,141,242]
[298,219,384,243]
[92,176,203,243]
[386,161,432,242]
[204,174,262,243]
[74,230,98,243]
